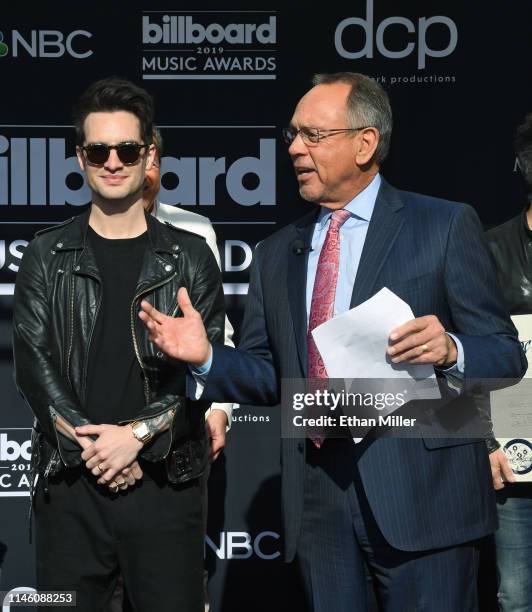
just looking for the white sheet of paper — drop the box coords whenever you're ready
[311,287,437,382]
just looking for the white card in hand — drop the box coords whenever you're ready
[311,287,436,381]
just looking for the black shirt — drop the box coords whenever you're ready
[84,226,148,425]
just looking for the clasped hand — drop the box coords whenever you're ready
[75,424,144,493]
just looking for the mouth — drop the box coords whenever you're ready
[100,175,128,185]
[294,167,315,181]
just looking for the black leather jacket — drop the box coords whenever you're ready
[12,209,225,491]
[487,210,532,314]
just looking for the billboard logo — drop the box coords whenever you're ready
[0,433,31,461]
[143,15,276,45]
[0,32,9,57]
[158,138,275,206]
[334,0,458,69]
[0,130,276,208]
[142,11,277,80]
[0,430,31,497]
[0,29,92,59]
[0,135,89,206]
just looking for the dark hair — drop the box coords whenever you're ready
[312,72,392,164]
[515,113,532,194]
[73,77,154,146]
[152,126,164,160]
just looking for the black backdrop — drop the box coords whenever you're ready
[1,2,531,610]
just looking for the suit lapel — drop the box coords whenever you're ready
[287,209,318,376]
[350,180,405,308]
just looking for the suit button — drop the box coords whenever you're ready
[297,442,304,452]
[164,264,173,272]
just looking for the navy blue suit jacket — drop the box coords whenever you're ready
[204,180,526,561]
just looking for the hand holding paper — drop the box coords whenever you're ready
[311,287,437,380]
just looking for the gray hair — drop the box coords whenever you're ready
[312,72,392,164]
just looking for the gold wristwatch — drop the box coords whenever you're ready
[130,420,153,445]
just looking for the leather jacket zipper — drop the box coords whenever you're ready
[81,283,102,399]
[130,269,177,403]
[65,261,76,386]
[118,402,178,425]
[48,406,69,467]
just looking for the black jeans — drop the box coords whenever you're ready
[34,465,204,612]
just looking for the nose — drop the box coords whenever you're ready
[104,148,123,171]
[288,132,308,159]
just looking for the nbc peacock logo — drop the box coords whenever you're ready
[0,31,8,57]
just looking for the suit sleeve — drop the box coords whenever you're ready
[444,204,527,383]
[203,241,279,406]
[201,220,236,425]
[12,240,91,465]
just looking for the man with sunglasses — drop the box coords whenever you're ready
[139,72,525,611]
[12,77,225,611]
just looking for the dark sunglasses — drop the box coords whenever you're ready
[81,142,149,165]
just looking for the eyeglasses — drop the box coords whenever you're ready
[282,126,371,146]
[81,142,149,166]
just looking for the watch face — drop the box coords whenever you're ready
[133,422,151,441]
[136,423,150,438]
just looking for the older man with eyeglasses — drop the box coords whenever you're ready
[139,72,526,611]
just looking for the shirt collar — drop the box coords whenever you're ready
[317,173,381,228]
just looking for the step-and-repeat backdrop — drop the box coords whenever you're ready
[1,2,531,610]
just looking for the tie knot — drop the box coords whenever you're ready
[330,209,350,231]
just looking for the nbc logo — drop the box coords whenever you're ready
[0,31,8,57]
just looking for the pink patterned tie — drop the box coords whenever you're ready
[307,208,351,447]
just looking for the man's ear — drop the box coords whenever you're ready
[355,127,379,166]
[145,143,157,171]
[76,146,86,172]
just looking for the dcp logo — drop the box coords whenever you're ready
[335,0,458,69]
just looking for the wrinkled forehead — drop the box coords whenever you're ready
[290,83,351,129]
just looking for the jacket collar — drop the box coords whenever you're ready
[287,207,320,375]
[49,206,177,256]
[50,207,179,290]
[349,178,405,307]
